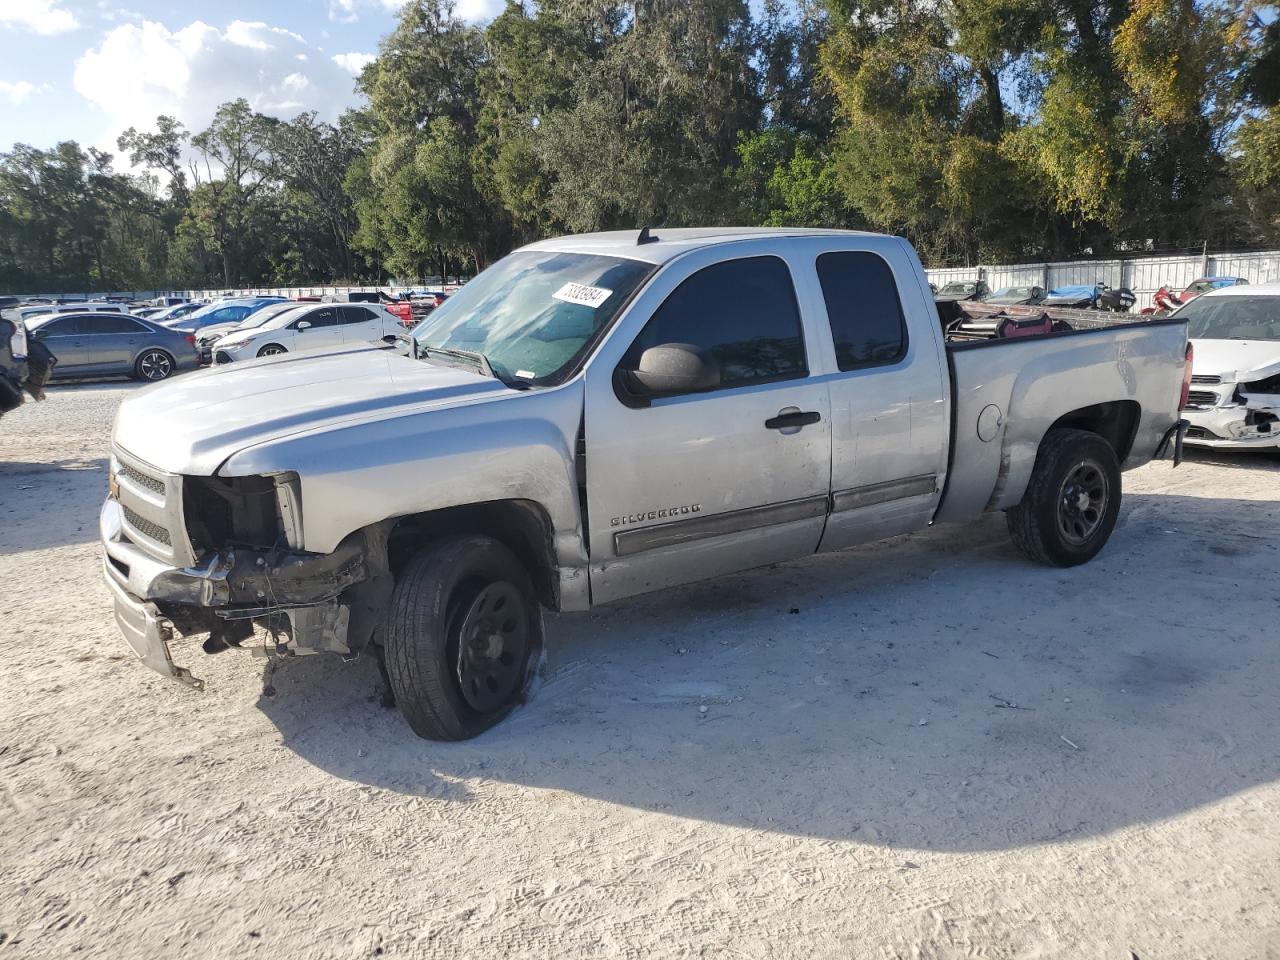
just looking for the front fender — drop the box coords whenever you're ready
[218,380,588,597]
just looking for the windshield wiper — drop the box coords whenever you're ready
[418,344,535,389]
[422,344,495,378]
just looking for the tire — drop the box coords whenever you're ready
[134,349,175,381]
[257,344,287,357]
[1006,427,1122,567]
[385,535,542,740]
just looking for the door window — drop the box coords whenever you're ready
[339,305,378,324]
[36,316,82,336]
[815,252,908,370]
[297,308,337,328]
[621,256,806,394]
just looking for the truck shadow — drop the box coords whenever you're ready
[258,490,1278,852]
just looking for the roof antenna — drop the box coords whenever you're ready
[637,226,659,245]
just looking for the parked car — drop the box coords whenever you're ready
[28,311,200,381]
[984,285,1045,306]
[1042,283,1136,312]
[1,310,56,418]
[163,298,287,334]
[1178,276,1248,304]
[1171,283,1280,450]
[100,227,1191,739]
[210,302,401,362]
[13,301,127,324]
[149,301,205,324]
[193,302,305,362]
[934,280,989,302]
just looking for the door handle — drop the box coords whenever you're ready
[765,409,821,430]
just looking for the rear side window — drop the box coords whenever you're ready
[816,252,908,370]
[85,315,146,334]
[624,256,806,391]
[339,306,377,324]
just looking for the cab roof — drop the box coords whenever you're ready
[521,227,888,265]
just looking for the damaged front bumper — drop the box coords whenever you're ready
[100,498,381,688]
[1183,398,1280,450]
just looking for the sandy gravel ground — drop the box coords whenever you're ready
[2,381,1278,960]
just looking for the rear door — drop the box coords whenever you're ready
[338,305,385,344]
[80,314,150,373]
[583,247,833,604]
[805,243,949,550]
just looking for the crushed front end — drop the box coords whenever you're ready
[101,446,388,688]
[1182,373,1280,450]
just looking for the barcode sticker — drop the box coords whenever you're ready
[552,282,613,309]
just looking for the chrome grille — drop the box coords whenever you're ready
[111,446,194,566]
[122,506,172,546]
[119,462,165,495]
[1185,390,1218,407]
[1190,374,1221,385]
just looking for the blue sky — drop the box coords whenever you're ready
[0,0,500,159]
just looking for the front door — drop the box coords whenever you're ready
[583,251,832,605]
[32,315,87,373]
[293,306,343,349]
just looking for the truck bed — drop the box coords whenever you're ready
[933,306,1188,525]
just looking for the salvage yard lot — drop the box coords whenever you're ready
[2,381,1278,959]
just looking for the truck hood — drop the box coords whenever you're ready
[113,344,512,475]
[1189,338,1280,382]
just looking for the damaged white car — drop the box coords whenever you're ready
[1174,284,1280,450]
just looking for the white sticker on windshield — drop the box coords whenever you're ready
[552,282,613,309]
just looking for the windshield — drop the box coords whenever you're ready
[411,251,656,384]
[939,282,975,295]
[991,287,1032,299]
[1184,278,1238,295]
[237,303,302,331]
[1174,294,1280,340]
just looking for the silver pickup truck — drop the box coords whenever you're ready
[101,228,1192,739]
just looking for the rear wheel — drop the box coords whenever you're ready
[1006,428,1121,567]
[134,349,174,381]
[256,344,287,357]
[385,535,541,740]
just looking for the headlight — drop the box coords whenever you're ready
[219,339,251,349]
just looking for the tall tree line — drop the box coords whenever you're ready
[1,0,1278,292]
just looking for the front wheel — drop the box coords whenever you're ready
[385,535,542,740]
[257,344,287,357]
[135,349,175,381]
[1006,427,1121,567]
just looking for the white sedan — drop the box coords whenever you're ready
[1173,282,1280,450]
[211,303,401,363]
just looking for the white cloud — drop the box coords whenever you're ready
[225,19,304,51]
[328,0,402,24]
[451,0,504,22]
[0,79,37,104]
[332,51,375,75]
[0,0,79,34]
[72,19,367,146]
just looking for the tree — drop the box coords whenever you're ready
[187,99,281,285]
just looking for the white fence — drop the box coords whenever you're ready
[925,250,1280,309]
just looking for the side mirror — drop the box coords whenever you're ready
[297,320,312,330]
[623,343,720,401]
